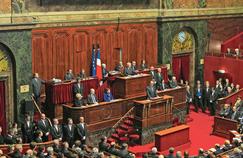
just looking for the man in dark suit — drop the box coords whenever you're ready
[64,69,74,80]
[131,61,137,72]
[203,81,211,111]
[37,113,51,142]
[98,136,109,152]
[102,63,109,80]
[169,76,178,88]
[63,118,76,146]
[35,130,43,143]
[76,117,88,145]
[186,85,193,114]
[167,147,175,158]
[51,118,63,140]
[4,129,16,144]
[31,73,45,103]
[0,126,4,144]
[220,104,232,118]
[74,93,85,107]
[146,81,158,100]
[159,79,168,91]
[140,60,148,70]
[209,88,218,116]
[118,143,131,158]
[124,62,135,76]
[79,69,86,80]
[73,77,83,98]
[11,144,23,158]
[87,88,98,104]
[114,61,124,72]
[21,114,35,143]
[195,84,203,112]
[108,142,119,155]
[155,68,163,90]
[149,66,156,79]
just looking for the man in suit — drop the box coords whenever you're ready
[167,147,175,158]
[35,130,43,143]
[203,81,211,110]
[103,88,114,102]
[63,118,76,146]
[98,136,109,152]
[169,76,178,88]
[21,114,35,143]
[79,69,86,80]
[146,81,158,100]
[118,143,131,158]
[124,62,135,76]
[195,84,203,112]
[11,144,23,158]
[102,63,109,80]
[155,68,163,90]
[4,129,16,144]
[0,126,4,144]
[31,73,45,103]
[108,142,119,155]
[159,79,168,91]
[131,61,137,72]
[74,93,85,107]
[209,87,218,116]
[87,88,98,104]
[51,118,63,140]
[114,61,124,72]
[220,104,232,118]
[140,59,148,70]
[64,69,74,80]
[149,66,156,80]
[76,117,87,145]
[37,113,51,142]
[73,77,83,97]
[186,85,193,114]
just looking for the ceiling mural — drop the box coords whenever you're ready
[172,31,193,54]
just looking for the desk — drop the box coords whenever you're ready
[155,125,190,151]
[134,95,173,129]
[212,116,238,139]
[63,99,131,132]
[113,74,151,98]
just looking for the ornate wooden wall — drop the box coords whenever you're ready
[32,23,158,80]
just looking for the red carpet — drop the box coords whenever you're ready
[129,109,226,157]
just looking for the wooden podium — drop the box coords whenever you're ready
[134,95,173,129]
[155,125,190,151]
[113,74,151,98]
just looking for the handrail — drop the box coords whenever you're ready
[217,88,243,103]
[31,96,53,127]
[112,106,135,130]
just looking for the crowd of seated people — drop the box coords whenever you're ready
[225,48,241,57]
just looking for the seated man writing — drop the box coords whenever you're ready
[87,88,98,105]
[74,93,85,107]
[146,81,158,100]
[104,88,114,102]
[219,104,232,119]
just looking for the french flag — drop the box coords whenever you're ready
[91,45,96,77]
[96,45,102,80]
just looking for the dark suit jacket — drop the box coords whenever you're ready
[79,72,86,79]
[150,71,155,79]
[87,94,98,104]
[21,121,35,141]
[124,67,134,76]
[76,123,87,140]
[155,72,163,89]
[0,135,4,144]
[146,86,157,99]
[209,91,218,103]
[118,149,130,158]
[4,135,16,144]
[64,72,74,80]
[203,87,211,100]
[31,77,44,97]
[131,65,137,71]
[159,83,168,91]
[11,150,23,158]
[186,90,192,103]
[37,119,51,135]
[51,125,63,140]
[35,137,43,143]
[73,83,83,96]
[102,68,109,79]
[140,64,147,70]
[169,80,177,88]
[73,98,84,107]
[98,141,109,152]
[63,124,75,142]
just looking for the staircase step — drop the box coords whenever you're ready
[107,138,116,143]
[119,136,129,142]
[116,128,127,135]
[120,124,133,130]
[124,119,134,126]
[127,116,135,120]
[111,133,119,139]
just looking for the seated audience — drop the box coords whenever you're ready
[230,83,236,92]
[64,69,74,81]
[146,80,158,100]
[35,130,43,143]
[74,93,84,107]
[51,118,63,140]
[4,129,17,144]
[220,104,232,118]
[46,146,54,158]
[36,146,45,158]
[79,69,86,79]
[11,144,23,158]
[183,151,189,158]
[117,143,131,158]
[0,126,4,144]
[231,148,242,158]
[213,144,223,155]
[176,151,182,158]
[169,76,178,88]
[24,149,34,158]
[37,113,51,142]
[114,61,124,72]
[98,136,109,152]
[53,139,62,154]
[87,88,98,104]
[197,148,204,158]
[222,140,233,152]
[103,88,114,102]
[167,147,175,158]
[235,84,240,92]
[140,59,148,70]
[108,142,119,156]
[62,141,77,158]
[125,62,136,76]
[147,147,158,158]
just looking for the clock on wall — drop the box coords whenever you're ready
[178,31,186,43]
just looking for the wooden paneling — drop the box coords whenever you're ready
[32,23,158,80]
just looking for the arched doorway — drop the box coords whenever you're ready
[0,43,15,134]
[171,29,196,88]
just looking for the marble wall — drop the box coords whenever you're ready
[158,20,208,83]
[0,30,32,122]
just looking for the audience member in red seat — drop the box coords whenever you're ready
[36,146,45,158]
[209,87,218,116]
[52,139,62,154]
[197,148,205,158]
[235,84,240,92]
[98,136,109,152]
[147,147,158,158]
[23,149,34,158]
[108,142,119,156]
[35,130,43,143]
[0,126,4,144]
[146,80,158,100]
[169,76,178,88]
[118,143,131,158]
[63,118,75,146]
[230,83,236,92]
[176,151,182,158]
[203,81,211,111]
[46,146,54,158]
[155,68,164,90]
[186,85,193,114]
[64,69,74,81]
[51,118,63,140]
[158,79,168,91]
[4,129,17,144]
[213,144,223,155]
[167,147,175,158]
[76,117,87,145]
[103,88,114,102]
[11,144,23,158]
[21,114,35,143]
[220,104,232,119]
[140,59,148,70]
[74,93,85,107]
[225,87,233,97]
[73,77,84,99]
[195,84,203,113]
[230,148,242,158]
[183,151,189,158]
[37,113,51,142]
[79,69,87,80]
[87,88,98,105]
[222,140,233,152]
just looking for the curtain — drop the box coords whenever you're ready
[181,55,190,82]
[0,81,6,134]
[172,56,182,81]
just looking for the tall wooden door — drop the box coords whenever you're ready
[172,54,190,82]
[0,80,6,134]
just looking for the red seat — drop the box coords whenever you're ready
[129,134,140,140]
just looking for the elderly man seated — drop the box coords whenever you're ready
[219,104,232,119]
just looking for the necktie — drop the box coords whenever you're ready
[42,120,46,127]
[91,95,96,103]
[55,125,58,132]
